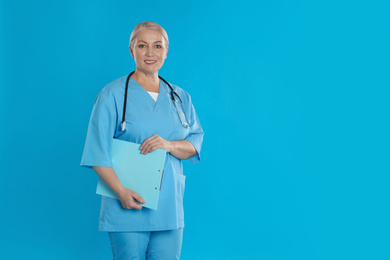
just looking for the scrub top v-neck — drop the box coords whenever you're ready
[80,74,204,232]
[147,91,159,102]
[129,77,162,112]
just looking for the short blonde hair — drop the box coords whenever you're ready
[129,21,169,50]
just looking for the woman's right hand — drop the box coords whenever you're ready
[92,166,145,210]
[117,187,145,210]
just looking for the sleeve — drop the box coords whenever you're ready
[184,94,204,163]
[80,88,117,168]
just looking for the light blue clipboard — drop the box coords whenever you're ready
[96,139,167,210]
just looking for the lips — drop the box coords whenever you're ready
[145,60,156,64]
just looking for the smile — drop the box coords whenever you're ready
[145,60,156,64]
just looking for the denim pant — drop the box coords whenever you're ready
[108,229,183,260]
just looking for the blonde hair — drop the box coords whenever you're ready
[129,21,169,50]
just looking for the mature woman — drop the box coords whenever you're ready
[80,21,204,259]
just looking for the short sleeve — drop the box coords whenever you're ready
[184,95,204,163]
[80,88,117,168]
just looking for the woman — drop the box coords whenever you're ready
[80,21,204,259]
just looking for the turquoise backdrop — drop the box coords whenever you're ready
[1,0,389,259]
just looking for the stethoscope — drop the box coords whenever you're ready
[120,71,190,132]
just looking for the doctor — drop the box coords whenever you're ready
[80,21,204,260]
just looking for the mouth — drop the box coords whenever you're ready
[145,60,156,64]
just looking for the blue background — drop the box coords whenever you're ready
[1,0,389,259]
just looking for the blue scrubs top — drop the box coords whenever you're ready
[80,75,204,232]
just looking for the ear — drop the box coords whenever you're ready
[129,45,134,58]
[165,46,169,59]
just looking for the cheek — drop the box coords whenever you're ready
[159,53,167,61]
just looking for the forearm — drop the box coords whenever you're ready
[168,140,197,160]
[92,166,124,195]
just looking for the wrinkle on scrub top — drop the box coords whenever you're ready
[80,75,204,231]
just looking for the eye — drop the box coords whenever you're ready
[155,45,162,49]
[138,44,146,48]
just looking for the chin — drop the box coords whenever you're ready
[140,69,158,75]
[143,66,162,73]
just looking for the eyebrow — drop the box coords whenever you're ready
[137,40,163,44]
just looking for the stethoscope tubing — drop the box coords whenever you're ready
[120,71,190,131]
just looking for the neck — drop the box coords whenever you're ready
[132,70,159,85]
[131,70,160,92]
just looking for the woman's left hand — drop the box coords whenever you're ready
[140,134,172,154]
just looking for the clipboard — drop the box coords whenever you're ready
[96,139,167,210]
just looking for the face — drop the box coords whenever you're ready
[129,29,168,75]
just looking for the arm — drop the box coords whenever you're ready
[140,135,197,160]
[92,166,145,210]
[169,140,197,160]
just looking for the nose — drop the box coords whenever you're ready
[145,47,153,57]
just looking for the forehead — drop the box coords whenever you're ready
[136,29,164,42]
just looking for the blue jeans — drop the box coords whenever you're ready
[108,229,183,260]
